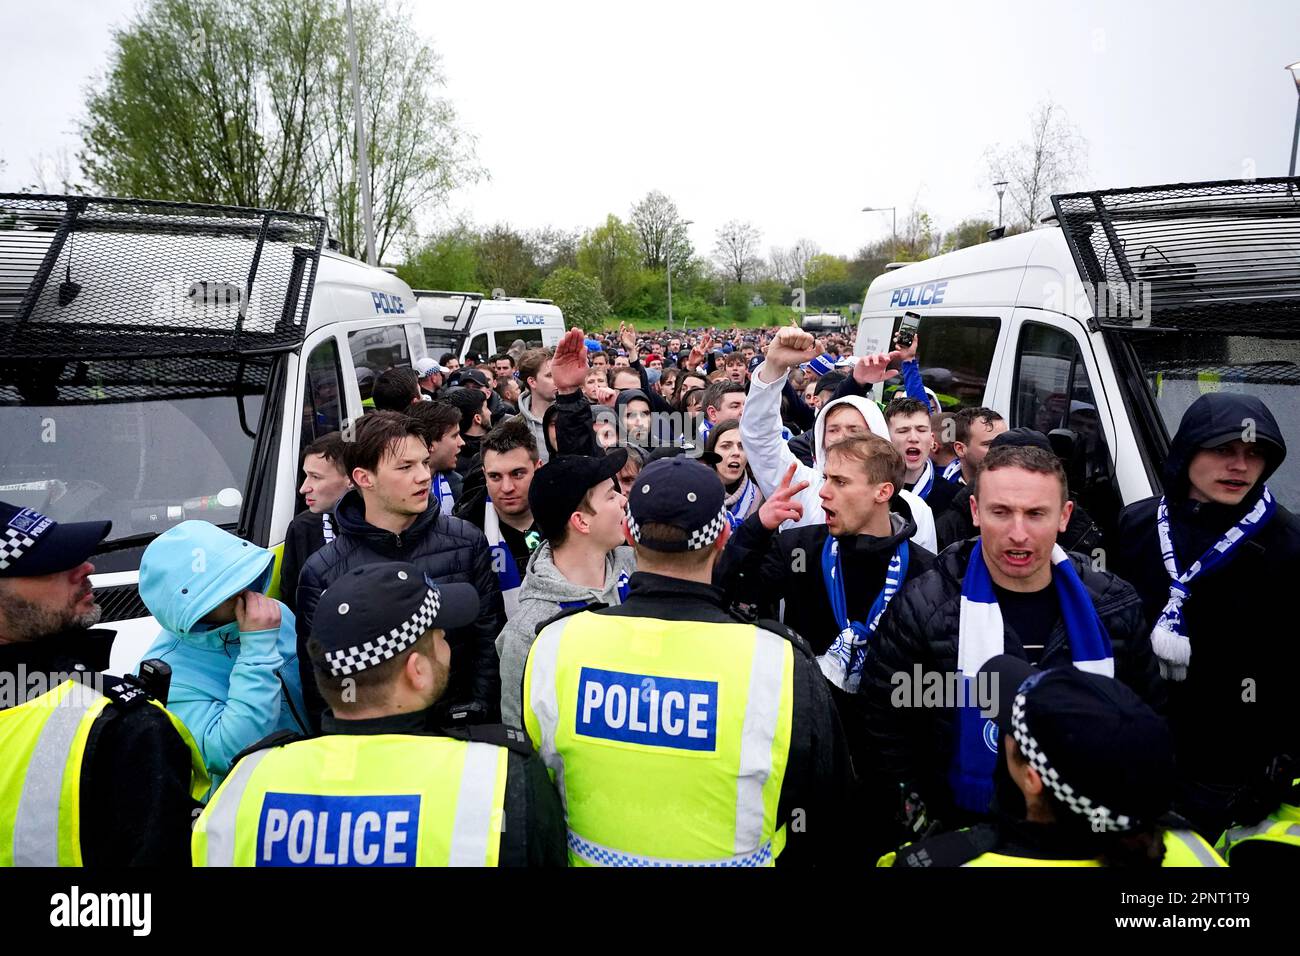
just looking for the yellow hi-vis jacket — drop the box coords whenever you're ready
[879,827,1225,867]
[192,733,509,867]
[960,829,1224,867]
[523,608,794,867]
[0,679,208,866]
[1217,785,1300,863]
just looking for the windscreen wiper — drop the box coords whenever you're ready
[93,532,161,554]
[94,520,240,555]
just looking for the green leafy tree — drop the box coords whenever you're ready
[540,268,609,329]
[476,224,537,296]
[805,253,849,287]
[940,218,996,253]
[397,225,479,292]
[78,0,480,260]
[577,214,641,311]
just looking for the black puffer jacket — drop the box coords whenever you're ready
[296,489,506,730]
[858,538,1166,847]
[715,496,935,656]
[1112,393,1300,837]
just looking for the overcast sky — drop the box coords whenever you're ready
[3,0,1298,259]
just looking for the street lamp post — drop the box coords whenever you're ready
[994,181,1009,229]
[862,206,897,258]
[1288,61,1300,177]
[667,219,694,330]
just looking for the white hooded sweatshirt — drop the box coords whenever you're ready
[739,364,938,552]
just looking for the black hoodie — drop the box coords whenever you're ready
[1113,392,1300,837]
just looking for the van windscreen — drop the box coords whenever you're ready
[1127,334,1300,508]
[0,355,271,556]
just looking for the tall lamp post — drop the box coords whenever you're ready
[666,219,694,330]
[994,181,1009,228]
[1288,61,1300,177]
[345,0,376,266]
[862,206,897,258]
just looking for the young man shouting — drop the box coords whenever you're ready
[858,439,1163,852]
[740,324,937,551]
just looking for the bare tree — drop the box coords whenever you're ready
[788,238,820,285]
[768,246,793,285]
[713,219,762,284]
[27,148,82,193]
[986,100,1087,229]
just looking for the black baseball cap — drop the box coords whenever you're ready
[990,427,1052,453]
[311,562,479,678]
[980,654,1175,832]
[626,457,727,552]
[0,501,110,578]
[528,451,628,542]
[459,367,491,389]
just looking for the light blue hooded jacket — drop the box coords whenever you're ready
[139,521,308,795]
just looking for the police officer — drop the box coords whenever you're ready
[882,656,1224,867]
[1216,768,1300,865]
[0,502,209,866]
[193,562,565,867]
[522,457,856,867]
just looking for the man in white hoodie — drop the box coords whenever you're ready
[741,324,937,552]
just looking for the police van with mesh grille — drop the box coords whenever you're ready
[855,178,1300,543]
[0,195,442,673]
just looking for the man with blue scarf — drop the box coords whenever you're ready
[1113,392,1300,842]
[859,434,1164,853]
[715,435,936,776]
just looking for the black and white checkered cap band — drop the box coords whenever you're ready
[626,507,728,551]
[0,529,37,572]
[324,587,440,677]
[1011,693,1133,833]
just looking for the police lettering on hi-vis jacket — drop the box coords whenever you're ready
[0,502,209,867]
[522,456,856,867]
[192,562,565,867]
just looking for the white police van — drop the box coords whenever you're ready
[414,289,564,363]
[0,195,438,674]
[855,178,1300,538]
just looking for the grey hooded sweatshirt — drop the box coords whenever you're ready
[497,540,638,727]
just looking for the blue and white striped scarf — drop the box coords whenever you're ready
[1151,488,1275,681]
[910,458,935,501]
[817,535,908,692]
[949,540,1114,815]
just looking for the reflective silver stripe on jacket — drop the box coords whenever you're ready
[1223,819,1300,847]
[525,617,571,815]
[1167,829,1226,867]
[12,682,103,866]
[448,741,503,866]
[200,749,272,867]
[734,630,786,854]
